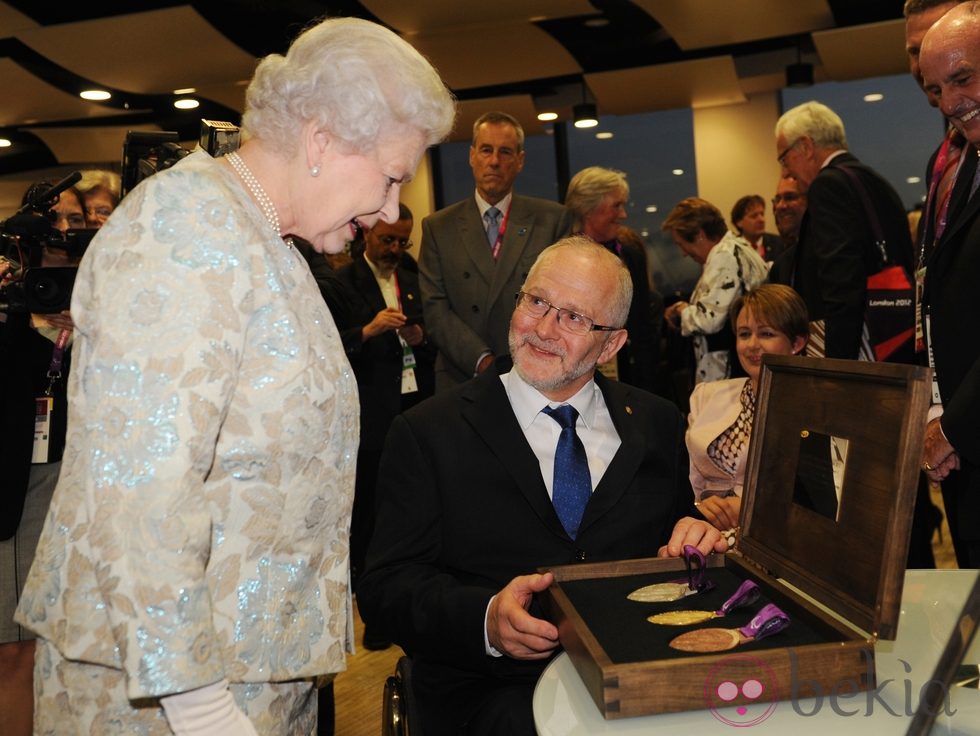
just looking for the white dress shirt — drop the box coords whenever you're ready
[485,370,621,656]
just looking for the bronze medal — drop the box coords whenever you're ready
[647,610,717,625]
[669,627,740,652]
[627,582,690,603]
[669,603,791,652]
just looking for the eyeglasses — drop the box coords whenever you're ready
[515,291,620,335]
[377,234,413,249]
[772,193,803,205]
[777,138,801,165]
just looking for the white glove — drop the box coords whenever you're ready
[160,679,259,736]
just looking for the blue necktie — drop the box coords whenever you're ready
[485,206,501,247]
[543,404,591,540]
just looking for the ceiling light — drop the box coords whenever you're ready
[645,205,658,213]
[174,98,200,110]
[537,111,558,122]
[0,138,10,147]
[864,93,884,102]
[672,169,684,176]
[595,132,613,140]
[80,89,111,101]
[573,103,598,129]
[907,176,921,184]
[173,87,197,95]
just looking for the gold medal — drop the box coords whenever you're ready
[647,610,716,625]
[646,579,762,625]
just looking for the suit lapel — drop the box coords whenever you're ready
[937,148,980,250]
[578,376,645,535]
[353,259,388,315]
[489,195,534,307]
[460,373,568,538]
[457,201,496,287]
[353,259,400,352]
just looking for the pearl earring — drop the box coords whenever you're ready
[310,165,320,177]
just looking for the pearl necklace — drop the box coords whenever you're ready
[226,151,283,239]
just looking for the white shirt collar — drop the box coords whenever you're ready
[502,369,600,431]
[820,149,848,169]
[475,190,513,219]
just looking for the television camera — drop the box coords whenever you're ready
[0,120,240,315]
[0,172,96,314]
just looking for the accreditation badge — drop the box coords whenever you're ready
[32,396,54,464]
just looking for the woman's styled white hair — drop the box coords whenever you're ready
[242,17,455,155]
[564,167,629,232]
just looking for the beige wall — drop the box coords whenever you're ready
[398,149,439,262]
[693,92,783,232]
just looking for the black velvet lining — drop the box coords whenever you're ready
[560,567,838,663]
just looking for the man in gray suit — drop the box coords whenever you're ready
[419,111,572,390]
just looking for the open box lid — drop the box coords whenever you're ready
[737,355,931,641]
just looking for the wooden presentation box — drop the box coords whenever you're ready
[540,356,931,719]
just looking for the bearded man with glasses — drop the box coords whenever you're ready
[358,236,725,736]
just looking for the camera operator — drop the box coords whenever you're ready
[77,169,121,229]
[0,181,84,736]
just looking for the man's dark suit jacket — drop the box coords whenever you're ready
[778,153,913,360]
[419,194,571,390]
[0,314,71,539]
[923,148,980,562]
[604,236,659,392]
[357,367,692,731]
[335,256,435,576]
[336,256,435,423]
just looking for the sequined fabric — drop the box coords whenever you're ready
[16,150,358,703]
[707,380,756,478]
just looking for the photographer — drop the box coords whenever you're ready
[0,181,84,736]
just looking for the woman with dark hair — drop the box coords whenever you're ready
[686,284,809,532]
[15,17,454,734]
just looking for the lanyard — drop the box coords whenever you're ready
[490,204,511,260]
[919,129,964,267]
[45,328,71,395]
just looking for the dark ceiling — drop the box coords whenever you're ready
[0,0,908,176]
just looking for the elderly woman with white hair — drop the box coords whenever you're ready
[565,166,659,391]
[15,17,454,735]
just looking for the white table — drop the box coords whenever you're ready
[534,570,980,735]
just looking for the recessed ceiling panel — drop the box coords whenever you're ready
[587,57,746,116]
[407,22,581,90]
[17,6,258,94]
[635,0,834,49]
[30,125,162,165]
[450,96,547,143]
[0,1,37,34]
[813,20,908,81]
[0,59,114,126]
[361,0,594,34]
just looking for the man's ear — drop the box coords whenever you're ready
[596,329,628,366]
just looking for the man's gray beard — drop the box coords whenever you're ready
[508,331,596,394]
